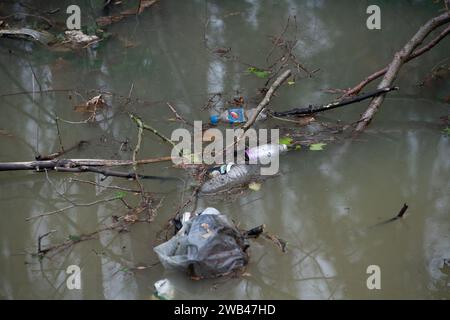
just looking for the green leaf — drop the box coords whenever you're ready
[248,67,270,78]
[287,80,295,85]
[309,143,326,151]
[442,127,450,136]
[279,136,293,146]
[115,191,126,199]
[68,235,81,241]
[295,145,301,150]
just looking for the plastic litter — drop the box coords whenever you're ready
[154,207,249,279]
[153,278,175,300]
[246,143,287,163]
[210,107,267,125]
[200,164,260,194]
[207,162,235,178]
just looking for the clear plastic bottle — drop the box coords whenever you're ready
[210,108,267,125]
[200,164,259,194]
[245,143,288,163]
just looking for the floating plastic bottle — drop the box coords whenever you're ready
[200,164,259,194]
[210,107,267,125]
[245,143,288,163]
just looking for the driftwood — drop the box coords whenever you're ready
[372,203,409,227]
[341,25,450,98]
[353,12,450,133]
[272,87,398,117]
[0,157,175,180]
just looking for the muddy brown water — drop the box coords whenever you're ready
[0,0,449,299]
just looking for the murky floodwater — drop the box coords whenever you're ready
[0,0,449,299]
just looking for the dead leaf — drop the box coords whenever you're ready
[96,0,158,27]
[123,214,138,223]
[96,15,125,27]
[0,129,13,137]
[74,94,106,113]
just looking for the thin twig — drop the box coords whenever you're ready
[27,195,122,221]
[70,178,141,193]
[166,102,190,125]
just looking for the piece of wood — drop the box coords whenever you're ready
[272,87,398,117]
[353,12,450,134]
[342,25,450,98]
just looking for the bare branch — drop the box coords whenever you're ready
[353,12,450,134]
[342,24,450,98]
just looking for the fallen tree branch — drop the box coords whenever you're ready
[0,157,172,171]
[242,69,292,132]
[271,87,398,117]
[54,166,178,181]
[0,158,178,181]
[342,24,450,98]
[353,12,450,134]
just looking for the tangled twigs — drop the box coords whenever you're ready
[352,11,450,133]
[33,193,162,257]
[26,195,122,221]
[70,178,141,193]
[36,221,126,257]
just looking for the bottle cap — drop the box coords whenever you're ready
[210,115,219,125]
